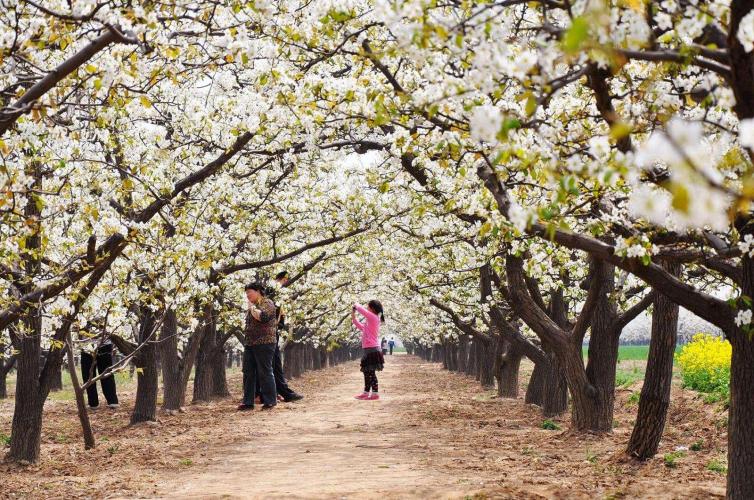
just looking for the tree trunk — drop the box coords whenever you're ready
[0,355,14,399]
[8,166,44,462]
[0,368,6,399]
[479,340,496,388]
[160,309,184,412]
[193,305,217,403]
[571,261,619,431]
[65,333,95,449]
[497,343,522,398]
[727,254,754,498]
[48,354,63,392]
[540,346,568,417]
[7,315,44,463]
[457,336,468,373]
[211,342,230,398]
[525,362,545,406]
[131,308,159,424]
[524,344,568,417]
[627,262,680,459]
[284,342,295,380]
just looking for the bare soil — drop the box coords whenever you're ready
[1,355,727,499]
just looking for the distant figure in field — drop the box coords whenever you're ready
[381,337,388,355]
[388,335,396,355]
[352,300,385,401]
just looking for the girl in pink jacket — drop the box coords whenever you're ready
[352,300,385,400]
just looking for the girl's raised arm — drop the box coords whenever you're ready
[353,303,378,322]
[352,306,365,332]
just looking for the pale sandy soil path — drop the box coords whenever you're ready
[158,355,477,499]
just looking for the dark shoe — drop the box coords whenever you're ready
[237,404,254,411]
[261,404,276,410]
[283,393,304,402]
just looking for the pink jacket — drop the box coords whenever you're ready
[352,303,380,348]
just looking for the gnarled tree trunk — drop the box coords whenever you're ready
[130,308,159,424]
[496,340,522,398]
[627,262,680,459]
[728,252,754,498]
[193,304,217,403]
[7,315,44,462]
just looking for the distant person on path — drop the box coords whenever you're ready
[80,340,119,409]
[269,271,303,402]
[388,335,396,355]
[352,300,385,401]
[381,337,388,355]
[238,282,278,411]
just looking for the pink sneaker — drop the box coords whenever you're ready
[354,392,369,400]
[367,393,380,400]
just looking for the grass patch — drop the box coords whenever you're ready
[663,451,685,468]
[541,419,561,430]
[615,367,643,388]
[627,392,640,406]
[179,458,193,466]
[707,458,727,473]
[0,433,10,446]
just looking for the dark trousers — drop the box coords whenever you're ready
[389,343,394,355]
[255,340,296,400]
[364,370,378,392]
[80,344,119,407]
[243,344,276,407]
[273,343,295,399]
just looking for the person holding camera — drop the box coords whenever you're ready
[352,300,385,401]
[238,281,278,411]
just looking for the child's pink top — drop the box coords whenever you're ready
[352,303,380,348]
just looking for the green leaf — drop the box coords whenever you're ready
[525,94,537,116]
[670,182,690,213]
[562,17,590,54]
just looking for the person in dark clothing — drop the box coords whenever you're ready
[238,281,278,411]
[80,342,119,409]
[269,271,304,402]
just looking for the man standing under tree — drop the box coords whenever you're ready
[388,335,396,355]
[270,271,304,402]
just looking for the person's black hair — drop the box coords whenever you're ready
[368,299,385,323]
[275,270,289,281]
[244,281,267,295]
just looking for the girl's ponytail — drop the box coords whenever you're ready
[368,299,385,323]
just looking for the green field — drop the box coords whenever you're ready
[582,344,683,362]
[577,345,686,388]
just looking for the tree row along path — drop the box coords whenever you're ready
[155,355,724,500]
[3,355,726,499]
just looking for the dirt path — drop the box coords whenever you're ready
[159,355,474,499]
[157,355,727,500]
[3,355,727,499]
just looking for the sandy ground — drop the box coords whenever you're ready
[2,355,728,499]
[159,356,471,499]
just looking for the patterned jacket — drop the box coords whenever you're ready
[244,298,277,346]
